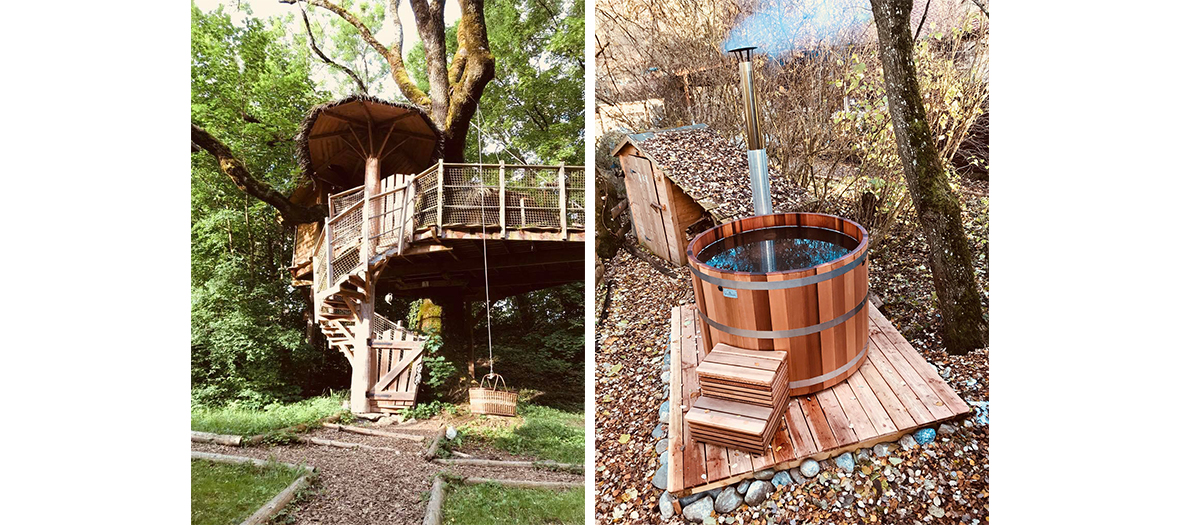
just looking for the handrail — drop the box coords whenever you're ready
[328,186,364,201]
[326,200,364,225]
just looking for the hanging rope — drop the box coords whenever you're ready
[477,107,495,376]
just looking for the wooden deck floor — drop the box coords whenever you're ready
[667,303,972,496]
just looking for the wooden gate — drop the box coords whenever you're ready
[621,154,673,261]
[366,335,427,413]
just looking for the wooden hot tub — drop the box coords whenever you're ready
[687,212,869,395]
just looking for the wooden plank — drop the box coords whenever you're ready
[770,423,797,464]
[866,340,935,425]
[668,307,685,493]
[784,399,819,457]
[867,306,972,415]
[704,443,731,482]
[843,370,898,436]
[727,447,754,475]
[869,322,956,420]
[832,381,875,441]
[681,307,708,489]
[856,357,916,430]
[798,394,839,451]
[691,396,774,421]
[815,388,858,446]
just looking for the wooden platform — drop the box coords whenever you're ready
[666,303,972,496]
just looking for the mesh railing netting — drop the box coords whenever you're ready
[413,166,440,229]
[565,167,586,228]
[329,187,364,217]
[442,166,501,226]
[504,166,562,229]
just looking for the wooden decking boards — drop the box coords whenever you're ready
[666,303,972,496]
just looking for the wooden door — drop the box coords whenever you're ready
[367,339,426,413]
[621,154,673,261]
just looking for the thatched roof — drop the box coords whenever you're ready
[611,124,808,222]
[290,94,443,206]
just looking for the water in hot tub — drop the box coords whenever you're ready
[698,226,859,273]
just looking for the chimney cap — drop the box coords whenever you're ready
[726,46,757,61]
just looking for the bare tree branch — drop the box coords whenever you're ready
[915,0,932,39]
[299,4,367,94]
[191,123,326,225]
[283,0,430,106]
[969,0,989,18]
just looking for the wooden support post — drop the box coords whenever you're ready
[435,159,445,227]
[558,163,568,239]
[349,156,381,415]
[498,160,506,231]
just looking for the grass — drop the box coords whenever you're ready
[459,403,585,464]
[191,392,347,436]
[443,483,584,525]
[191,459,305,525]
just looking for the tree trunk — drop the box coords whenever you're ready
[869,0,987,355]
[435,293,475,400]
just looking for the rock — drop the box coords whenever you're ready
[659,401,670,424]
[445,426,457,440]
[753,468,775,480]
[660,450,669,465]
[898,433,917,451]
[679,492,706,507]
[652,464,668,490]
[745,480,773,506]
[855,448,871,461]
[736,480,751,494]
[652,425,666,439]
[873,443,892,457]
[929,505,945,518]
[789,467,809,484]
[661,370,671,383]
[834,452,855,472]
[963,420,974,429]
[656,439,669,455]
[659,491,675,520]
[771,470,794,488]
[682,497,715,523]
[937,423,956,436]
[714,487,743,514]
[800,459,820,478]
[914,427,936,445]
[837,494,855,507]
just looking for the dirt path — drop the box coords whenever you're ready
[192,424,583,524]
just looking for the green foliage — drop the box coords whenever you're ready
[406,0,585,164]
[191,459,306,525]
[191,4,345,407]
[471,283,584,409]
[442,483,584,525]
[190,392,346,436]
[460,403,584,464]
[403,400,458,420]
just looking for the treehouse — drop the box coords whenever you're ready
[286,95,585,414]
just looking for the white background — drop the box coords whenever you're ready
[0,1,1176,522]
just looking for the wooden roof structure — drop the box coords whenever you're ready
[289,95,444,207]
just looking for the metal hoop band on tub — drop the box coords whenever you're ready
[696,292,868,339]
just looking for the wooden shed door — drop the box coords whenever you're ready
[622,155,673,261]
[366,340,426,413]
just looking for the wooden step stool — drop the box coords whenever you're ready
[685,344,790,454]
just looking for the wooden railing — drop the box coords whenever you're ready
[412,161,586,236]
[310,162,585,296]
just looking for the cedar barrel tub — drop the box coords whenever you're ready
[687,212,870,396]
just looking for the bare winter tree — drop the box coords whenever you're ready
[868,0,987,354]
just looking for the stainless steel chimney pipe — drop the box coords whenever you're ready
[729,46,773,217]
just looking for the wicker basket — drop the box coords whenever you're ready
[469,373,518,416]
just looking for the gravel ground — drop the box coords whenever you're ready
[594,179,990,524]
[193,422,582,523]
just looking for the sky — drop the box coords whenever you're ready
[193,0,463,97]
